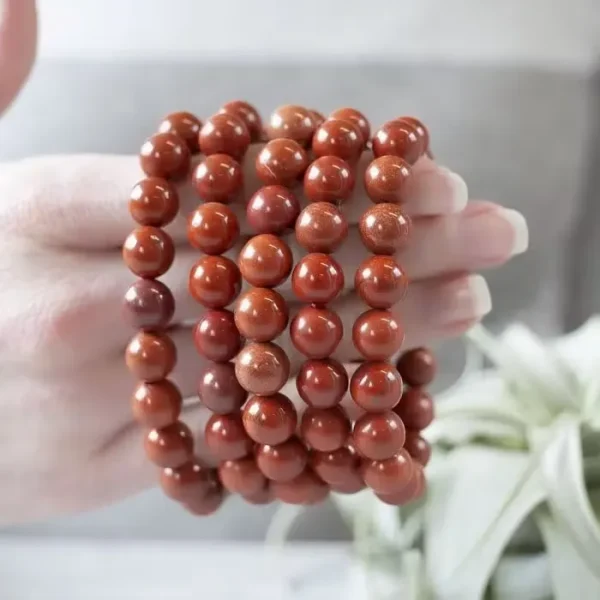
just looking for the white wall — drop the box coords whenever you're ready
[36,0,600,68]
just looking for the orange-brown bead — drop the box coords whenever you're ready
[140,132,191,181]
[296,358,348,409]
[312,118,363,163]
[256,437,308,482]
[266,104,316,146]
[255,138,309,186]
[246,185,300,235]
[131,380,182,428]
[352,309,404,361]
[234,288,288,342]
[219,457,267,496]
[193,309,241,362]
[364,155,411,204]
[129,177,179,227]
[189,256,241,309]
[376,462,425,506]
[235,342,290,395]
[355,256,408,309]
[329,108,370,145]
[158,111,202,153]
[352,411,406,460]
[290,305,343,359]
[361,449,414,495]
[372,120,423,165]
[219,100,263,142]
[192,154,243,204]
[242,393,297,445]
[272,469,329,505]
[238,234,293,288]
[350,361,403,412]
[144,421,194,468]
[291,253,345,305]
[123,226,175,279]
[303,156,354,204]
[359,203,411,255]
[300,406,351,452]
[160,460,220,501]
[397,116,429,154]
[295,202,348,253]
[199,113,251,160]
[184,489,225,516]
[125,331,176,382]
[187,202,240,256]
[205,413,254,461]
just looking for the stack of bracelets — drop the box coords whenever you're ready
[123,102,437,515]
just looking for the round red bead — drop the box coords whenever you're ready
[242,393,297,445]
[192,154,243,203]
[123,279,175,330]
[352,411,406,460]
[234,287,288,342]
[350,361,403,412]
[403,430,432,466]
[372,120,423,165]
[272,469,329,505]
[359,203,411,255]
[394,388,434,430]
[310,445,359,485]
[303,156,354,204]
[300,406,351,452]
[256,437,308,482]
[129,177,179,227]
[219,458,266,496]
[238,234,293,288]
[188,255,241,309]
[266,105,316,147]
[397,348,437,387]
[140,132,191,181]
[158,111,202,153]
[160,460,219,502]
[361,449,414,495]
[246,185,300,234]
[197,362,247,415]
[291,253,345,305]
[199,113,251,160]
[296,358,348,408]
[123,226,174,279]
[295,202,348,253]
[193,309,241,362]
[235,342,290,395]
[187,202,240,255]
[352,310,404,361]
[125,331,176,382]
[312,118,363,163]
[290,305,343,359]
[397,116,429,153]
[364,155,411,204]
[255,138,309,186]
[131,380,182,428]
[355,256,408,309]
[144,422,194,468]
[205,413,254,460]
[219,100,263,142]
[329,107,370,144]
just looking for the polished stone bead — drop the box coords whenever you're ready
[372,120,423,165]
[303,156,354,204]
[256,437,308,482]
[291,253,345,305]
[295,202,348,253]
[397,117,429,153]
[238,234,293,288]
[350,361,403,412]
[131,379,182,428]
[376,462,425,506]
[123,279,175,330]
[144,421,194,468]
[361,449,415,495]
[328,473,365,494]
[199,113,251,160]
[290,306,343,359]
[235,342,290,395]
[197,363,247,415]
[187,202,240,255]
[160,460,220,502]
[219,100,263,142]
[158,111,202,153]
[193,309,241,362]
[219,457,267,496]
[352,411,406,460]
[242,393,297,445]
[312,118,363,163]
[255,138,309,186]
[403,430,432,466]
[352,309,404,361]
[140,132,191,180]
[396,347,437,387]
[359,203,411,255]
[300,406,351,452]
[188,256,241,309]
[296,358,348,408]
[355,256,408,309]
[266,104,316,147]
[205,413,254,461]
[184,489,225,516]
[243,484,275,505]
[192,154,243,204]
[123,226,175,278]
[271,469,329,505]
[329,108,370,144]
[129,177,179,227]
[364,155,411,204]
[246,185,300,235]
[125,331,176,382]
[310,445,359,485]
[394,388,434,430]
[234,288,288,342]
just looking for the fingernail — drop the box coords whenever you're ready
[500,208,529,255]
[439,167,468,212]
[437,274,492,324]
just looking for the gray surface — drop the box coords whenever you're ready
[0,59,595,540]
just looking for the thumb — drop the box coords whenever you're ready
[0,0,37,116]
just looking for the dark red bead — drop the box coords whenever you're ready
[352,309,404,361]
[187,202,240,255]
[394,388,434,430]
[219,100,263,142]
[353,411,406,460]
[403,430,432,466]
[296,358,348,408]
[376,462,425,506]
[140,132,191,181]
[199,113,251,160]
[350,361,403,412]
[129,177,179,227]
[123,279,175,330]
[158,111,202,153]
[160,460,220,502]
[246,185,300,234]
[295,202,348,253]
[256,437,308,482]
[303,156,354,204]
[193,309,241,362]
[255,138,309,186]
[242,393,297,445]
[234,287,288,342]
[235,342,290,395]
[290,306,343,359]
[355,256,408,309]
[192,154,243,203]
[364,156,411,204]
[359,203,411,255]
[397,348,437,387]
[361,449,414,495]
[219,457,266,496]
[300,406,351,452]
[188,256,241,309]
[310,445,360,485]
[205,413,254,461]
[312,118,363,163]
[291,253,345,305]
[197,362,247,414]
[372,120,423,165]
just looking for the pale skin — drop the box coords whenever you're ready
[0,0,529,524]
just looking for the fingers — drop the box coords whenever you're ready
[0,0,37,115]
[0,148,467,250]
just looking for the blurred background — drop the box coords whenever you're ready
[1,0,599,594]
